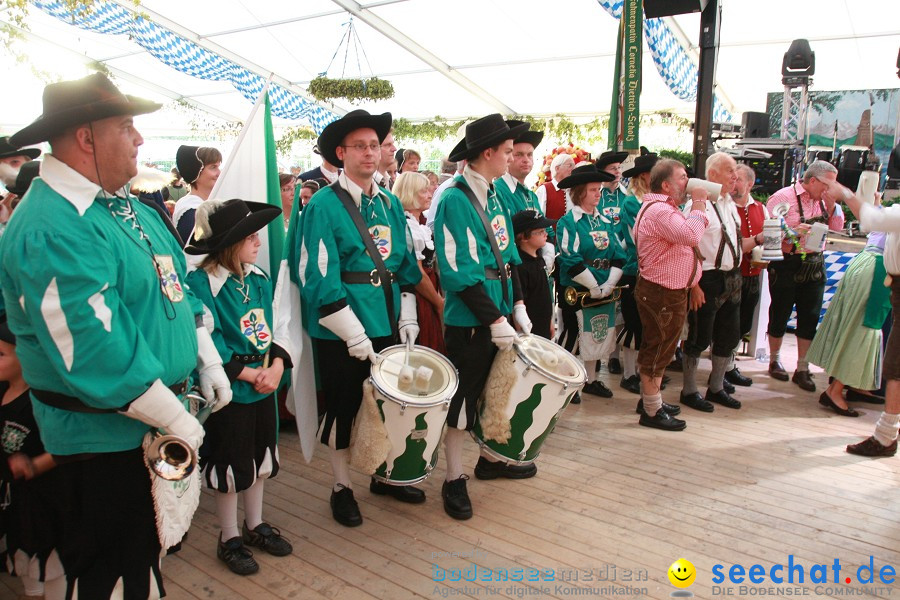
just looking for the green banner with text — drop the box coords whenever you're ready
[622,0,642,150]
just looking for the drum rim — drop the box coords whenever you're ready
[514,334,588,386]
[370,344,460,407]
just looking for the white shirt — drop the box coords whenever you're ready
[534,179,563,215]
[682,192,742,271]
[405,212,433,260]
[426,171,463,228]
[860,202,900,274]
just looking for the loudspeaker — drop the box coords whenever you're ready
[742,112,769,139]
[735,148,793,195]
[837,148,867,190]
[643,0,709,18]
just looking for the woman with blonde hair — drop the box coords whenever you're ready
[394,171,445,353]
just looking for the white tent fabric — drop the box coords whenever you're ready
[2,0,899,134]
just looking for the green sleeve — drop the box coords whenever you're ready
[297,200,345,316]
[16,229,165,409]
[557,214,582,277]
[184,270,229,363]
[434,188,486,293]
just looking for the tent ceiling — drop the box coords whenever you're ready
[2,0,899,134]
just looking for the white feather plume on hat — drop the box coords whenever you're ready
[192,198,225,241]
[129,166,173,194]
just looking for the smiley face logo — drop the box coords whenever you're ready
[668,558,696,588]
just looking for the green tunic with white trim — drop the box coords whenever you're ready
[557,206,625,288]
[0,157,203,456]
[495,174,543,216]
[295,175,421,340]
[434,171,521,327]
[186,265,280,404]
[619,193,642,276]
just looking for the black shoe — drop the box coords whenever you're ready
[846,388,885,405]
[705,388,741,409]
[722,379,735,394]
[769,361,789,381]
[217,534,259,576]
[242,522,293,556]
[680,391,714,412]
[725,367,753,387]
[330,484,363,527]
[639,408,686,431]
[666,358,683,372]
[569,392,581,405]
[369,478,426,503]
[818,392,860,417]
[635,398,681,416]
[792,370,816,392]
[620,375,641,394]
[442,475,473,520]
[474,456,537,480]
[583,380,613,398]
[607,358,623,374]
[846,436,897,457]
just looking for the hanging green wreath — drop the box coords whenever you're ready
[307,76,394,104]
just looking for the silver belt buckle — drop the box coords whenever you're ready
[369,269,382,287]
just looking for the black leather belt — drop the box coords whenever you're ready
[585,258,611,270]
[341,270,397,287]
[233,353,265,364]
[485,264,512,280]
[33,379,191,413]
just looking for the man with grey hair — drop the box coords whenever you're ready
[678,152,744,412]
[535,153,575,223]
[765,160,844,391]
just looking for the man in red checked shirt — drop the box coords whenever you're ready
[765,160,844,392]
[633,159,709,431]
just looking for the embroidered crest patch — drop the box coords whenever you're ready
[1,421,29,454]
[240,308,272,351]
[589,312,610,343]
[602,206,621,225]
[589,230,610,250]
[491,215,510,251]
[155,255,184,303]
[369,225,392,257]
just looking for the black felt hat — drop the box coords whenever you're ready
[595,150,629,170]
[175,145,205,185]
[557,164,616,189]
[506,119,544,148]
[10,73,160,147]
[622,153,659,178]
[5,160,41,197]
[317,110,392,168]
[448,114,529,162]
[185,198,281,255]
[512,209,555,236]
[0,137,41,161]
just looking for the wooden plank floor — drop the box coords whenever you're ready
[3,340,899,600]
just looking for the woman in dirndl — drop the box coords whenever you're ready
[185,199,294,576]
[808,229,892,416]
[556,163,624,399]
[393,171,446,353]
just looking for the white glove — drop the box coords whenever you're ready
[513,303,532,334]
[196,327,232,412]
[398,292,419,346]
[572,269,603,298]
[597,267,623,299]
[123,380,204,450]
[319,306,377,362]
[541,242,556,272]
[489,319,517,351]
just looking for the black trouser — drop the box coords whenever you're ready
[617,274,642,349]
[444,325,498,430]
[557,285,579,353]
[739,273,762,338]
[767,253,826,340]
[684,268,742,359]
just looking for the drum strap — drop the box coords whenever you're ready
[451,181,509,307]
[330,182,398,341]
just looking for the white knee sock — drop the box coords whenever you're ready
[215,490,240,541]
[873,413,900,447]
[444,428,466,480]
[643,392,663,416]
[330,447,353,491]
[623,347,638,378]
[243,478,265,530]
[584,360,597,383]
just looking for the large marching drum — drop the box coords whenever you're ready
[472,334,587,465]
[369,344,458,485]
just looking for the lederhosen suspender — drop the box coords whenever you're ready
[451,181,510,307]
[710,200,741,270]
[634,200,704,288]
[331,182,398,340]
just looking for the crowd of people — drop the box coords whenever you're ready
[0,73,897,600]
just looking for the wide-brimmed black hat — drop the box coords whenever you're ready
[622,153,659,178]
[317,109,392,169]
[10,73,160,147]
[512,209,555,236]
[0,137,41,161]
[185,198,281,255]
[6,160,41,197]
[449,114,529,162]
[595,150,629,170]
[176,145,205,185]
[506,119,543,148]
[557,164,616,189]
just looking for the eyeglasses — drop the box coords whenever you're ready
[342,143,380,153]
